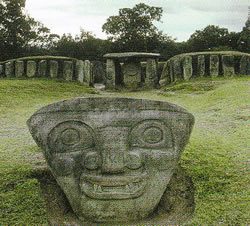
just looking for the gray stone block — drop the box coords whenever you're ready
[15,60,24,78]
[210,55,219,77]
[50,61,58,78]
[38,60,47,77]
[27,97,195,224]
[240,55,250,75]
[0,64,4,77]
[84,60,93,86]
[197,55,205,77]
[5,61,14,78]
[76,60,84,83]
[63,61,73,81]
[183,56,192,80]
[105,59,116,89]
[173,58,182,81]
[27,61,37,78]
[222,55,235,76]
[123,61,141,89]
[145,59,157,88]
[159,61,171,87]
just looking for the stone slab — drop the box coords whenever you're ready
[38,60,47,77]
[76,60,84,83]
[50,61,58,78]
[183,56,192,80]
[27,61,37,77]
[104,52,160,59]
[84,60,93,86]
[123,62,141,89]
[197,55,205,77]
[240,55,250,75]
[5,61,14,78]
[145,58,158,88]
[0,64,3,77]
[222,55,235,76]
[15,60,24,78]
[105,59,116,89]
[63,61,73,81]
[210,55,219,77]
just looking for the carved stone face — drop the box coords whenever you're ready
[27,98,194,223]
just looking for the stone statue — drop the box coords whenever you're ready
[27,97,195,224]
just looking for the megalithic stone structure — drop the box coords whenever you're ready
[27,61,37,78]
[15,60,24,78]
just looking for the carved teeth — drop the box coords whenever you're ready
[97,185,102,192]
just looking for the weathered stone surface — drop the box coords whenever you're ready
[84,60,93,86]
[145,58,158,88]
[210,55,219,77]
[239,55,250,75]
[27,61,37,77]
[172,58,182,81]
[0,64,3,77]
[15,61,24,78]
[105,59,116,89]
[27,97,194,224]
[123,61,141,89]
[222,55,235,76]
[104,52,160,59]
[38,60,47,77]
[50,61,58,78]
[76,60,84,83]
[159,61,171,87]
[197,55,205,77]
[5,61,14,78]
[183,56,192,80]
[63,61,73,81]
[92,60,106,83]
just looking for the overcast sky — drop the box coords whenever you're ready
[25,0,249,41]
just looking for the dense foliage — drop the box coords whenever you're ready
[0,1,249,62]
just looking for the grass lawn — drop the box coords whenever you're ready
[0,77,249,225]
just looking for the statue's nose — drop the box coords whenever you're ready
[101,148,125,174]
[100,127,127,174]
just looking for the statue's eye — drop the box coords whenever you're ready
[48,121,94,153]
[130,120,173,149]
[142,126,163,144]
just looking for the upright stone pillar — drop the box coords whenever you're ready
[210,55,219,77]
[145,58,157,88]
[63,61,73,81]
[5,61,14,78]
[105,59,116,89]
[76,60,84,83]
[183,56,192,80]
[0,64,3,77]
[173,58,182,81]
[197,55,205,77]
[123,61,141,89]
[15,61,24,78]
[222,55,235,76]
[50,61,58,78]
[239,55,250,75]
[84,60,93,86]
[38,60,47,77]
[27,61,36,78]
[159,60,171,87]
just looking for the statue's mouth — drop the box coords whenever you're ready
[80,173,148,199]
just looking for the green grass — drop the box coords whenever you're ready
[0,77,249,224]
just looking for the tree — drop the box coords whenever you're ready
[0,0,58,60]
[237,19,250,53]
[185,25,239,52]
[102,3,171,52]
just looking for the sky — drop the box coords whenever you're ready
[25,0,250,41]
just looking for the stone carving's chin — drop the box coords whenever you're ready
[80,173,148,199]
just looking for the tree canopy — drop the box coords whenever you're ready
[102,3,172,52]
